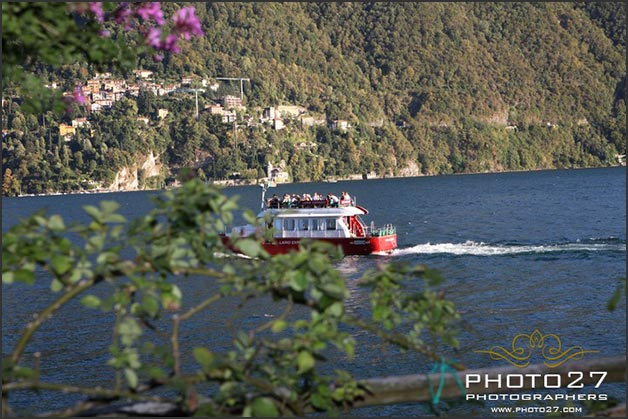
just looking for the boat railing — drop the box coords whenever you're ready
[365,223,396,237]
[267,198,353,209]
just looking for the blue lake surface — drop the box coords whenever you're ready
[2,167,626,416]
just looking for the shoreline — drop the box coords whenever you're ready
[8,164,624,198]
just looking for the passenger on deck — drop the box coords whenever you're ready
[281,194,292,208]
[291,194,301,207]
[340,191,351,206]
[312,192,324,207]
[268,194,280,208]
[328,193,339,207]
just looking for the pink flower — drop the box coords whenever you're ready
[146,27,162,48]
[161,34,181,54]
[88,3,105,23]
[136,2,165,25]
[152,54,163,62]
[73,85,85,105]
[114,3,133,30]
[173,6,203,40]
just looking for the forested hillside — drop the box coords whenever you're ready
[3,2,625,195]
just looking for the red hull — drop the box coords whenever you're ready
[221,234,397,256]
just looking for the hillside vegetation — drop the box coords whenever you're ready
[3,2,625,195]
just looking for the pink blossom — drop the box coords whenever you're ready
[173,6,203,40]
[161,34,181,54]
[152,54,164,63]
[88,3,105,23]
[114,3,133,30]
[136,2,165,25]
[146,27,162,48]
[73,85,85,105]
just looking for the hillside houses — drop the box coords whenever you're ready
[49,71,353,140]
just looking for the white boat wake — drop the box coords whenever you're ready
[392,239,626,257]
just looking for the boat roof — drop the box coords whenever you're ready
[259,206,368,218]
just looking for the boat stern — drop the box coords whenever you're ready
[368,224,397,253]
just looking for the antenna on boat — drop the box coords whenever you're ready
[260,183,268,210]
[260,180,275,210]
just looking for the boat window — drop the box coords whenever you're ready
[273,219,282,230]
[299,219,309,230]
[284,219,295,231]
[312,219,324,231]
[325,219,336,230]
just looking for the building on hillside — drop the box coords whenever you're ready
[222,110,237,123]
[207,103,224,114]
[300,114,326,128]
[204,103,237,123]
[263,107,277,121]
[90,102,103,113]
[126,84,140,96]
[272,118,285,131]
[103,79,126,92]
[331,119,349,132]
[221,95,245,111]
[134,69,154,79]
[277,105,306,118]
[71,118,89,128]
[85,80,101,93]
[59,123,75,139]
[158,84,178,95]
[267,161,289,183]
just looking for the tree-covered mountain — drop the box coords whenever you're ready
[3,2,625,195]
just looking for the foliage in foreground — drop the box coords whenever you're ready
[2,179,461,416]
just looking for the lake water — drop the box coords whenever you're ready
[2,167,626,416]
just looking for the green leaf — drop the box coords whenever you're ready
[311,393,331,410]
[271,320,287,333]
[103,213,126,224]
[13,366,37,380]
[86,234,105,253]
[146,366,167,381]
[51,254,72,276]
[101,201,120,214]
[48,215,65,231]
[50,278,63,292]
[326,302,344,318]
[319,281,345,300]
[289,272,308,292]
[81,295,101,309]
[250,397,279,417]
[83,205,102,222]
[607,287,623,311]
[297,350,315,374]
[193,347,215,371]
[141,295,159,318]
[236,239,262,258]
[119,317,142,346]
[2,271,15,284]
[124,367,138,389]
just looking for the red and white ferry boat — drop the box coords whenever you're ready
[221,185,397,256]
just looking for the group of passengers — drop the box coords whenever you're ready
[267,191,352,208]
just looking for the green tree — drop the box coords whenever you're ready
[2,180,462,416]
[2,168,21,196]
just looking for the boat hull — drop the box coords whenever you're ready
[220,234,397,256]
